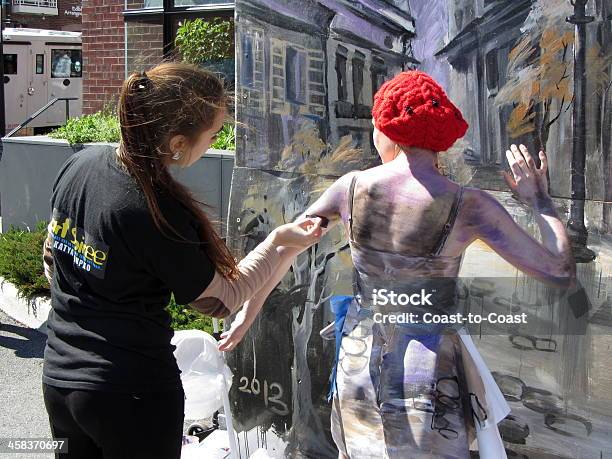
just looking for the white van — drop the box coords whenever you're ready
[2,27,82,133]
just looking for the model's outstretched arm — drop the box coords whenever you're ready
[217,172,356,351]
[461,145,576,288]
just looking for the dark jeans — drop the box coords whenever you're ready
[42,382,185,459]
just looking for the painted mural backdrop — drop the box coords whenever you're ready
[225,0,612,457]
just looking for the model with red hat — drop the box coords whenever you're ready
[219,70,576,458]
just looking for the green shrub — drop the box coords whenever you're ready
[48,111,235,151]
[166,295,223,335]
[175,18,234,64]
[0,221,49,298]
[0,222,222,333]
[48,111,120,145]
[211,124,235,151]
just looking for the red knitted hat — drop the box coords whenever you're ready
[372,70,468,152]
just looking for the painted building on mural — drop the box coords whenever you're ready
[226,0,612,457]
[235,0,418,171]
[434,0,612,233]
[436,0,532,174]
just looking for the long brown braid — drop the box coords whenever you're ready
[117,61,239,280]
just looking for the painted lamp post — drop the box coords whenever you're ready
[565,0,596,262]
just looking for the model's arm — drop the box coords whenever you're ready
[462,145,576,288]
[217,172,355,351]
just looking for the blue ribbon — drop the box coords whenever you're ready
[327,294,354,402]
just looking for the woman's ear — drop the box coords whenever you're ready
[168,134,189,157]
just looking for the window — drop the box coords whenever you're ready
[336,46,348,101]
[36,54,44,74]
[352,51,365,105]
[130,0,232,10]
[51,49,82,78]
[173,0,232,6]
[286,46,307,104]
[3,54,17,75]
[123,0,235,80]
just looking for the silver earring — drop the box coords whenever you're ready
[172,151,182,160]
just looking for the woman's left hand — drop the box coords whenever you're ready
[217,309,249,352]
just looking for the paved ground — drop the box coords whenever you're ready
[0,309,53,459]
[0,308,212,458]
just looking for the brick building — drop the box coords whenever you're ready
[80,0,126,113]
[4,1,234,115]
[81,0,233,114]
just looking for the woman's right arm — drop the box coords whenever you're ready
[188,218,323,318]
[462,145,576,288]
[216,172,353,351]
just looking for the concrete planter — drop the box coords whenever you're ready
[0,136,235,236]
[0,276,51,334]
[0,136,81,233]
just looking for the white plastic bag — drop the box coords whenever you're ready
[171,329,233,420]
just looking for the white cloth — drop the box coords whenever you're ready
[458,329,510,459]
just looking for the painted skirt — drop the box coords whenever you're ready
[327,296,509,459]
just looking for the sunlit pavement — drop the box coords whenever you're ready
[0,309,53,459]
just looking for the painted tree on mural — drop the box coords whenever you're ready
[280,179,342,457]
[234,178,347,456]
[495,0,610,155]
[495,1,566,151]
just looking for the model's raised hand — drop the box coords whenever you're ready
[502,144,549,206]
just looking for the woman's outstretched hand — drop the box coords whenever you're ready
[217,309,248,352]
[502,144,549,206]
[271,216,324,248]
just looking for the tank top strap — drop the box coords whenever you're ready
[430,185,465,256]
[347,173,359,242]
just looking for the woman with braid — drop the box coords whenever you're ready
[41,62,324,458]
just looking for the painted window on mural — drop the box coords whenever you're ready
[486,48,499,94]
[335,46,348,102]
[286,46,307,104]
[352,51,365,106]
[242,34,254,88]
[371,56,387,99]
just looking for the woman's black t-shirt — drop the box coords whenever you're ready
[42,144,216,392]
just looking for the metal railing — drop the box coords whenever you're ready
[5,97,78,138]
[12,0,57,8]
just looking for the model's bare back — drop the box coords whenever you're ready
[347,164,465,257]
[303,148,575,288]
